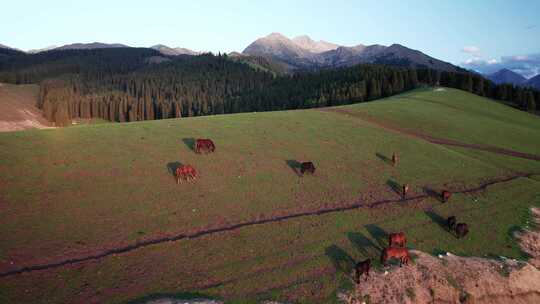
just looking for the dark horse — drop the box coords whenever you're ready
[447,216,457,231]
[455,223,469,238]
[195,139,216,154]
[354,258,371,283]
[300,162,316,175]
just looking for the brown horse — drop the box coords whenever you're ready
[402,184,410,199]
[175,165,198,183]
[388,232,407,247]
[381,247,410,267]
[392,153,398,167]
[300,162,316,175]
[442,190,452,203]
[354,258,371,283]
[195,139,215,154]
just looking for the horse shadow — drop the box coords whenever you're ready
[286,160,302,177]
[386,179,402,197]
[423,186,442,202]
[166,161,183,178]
[182,138,196,152]
[375,152,392,166]
[325,245,355,279]
[347,231,380,257]
[124,292,219,304]
[364,224,389,250]
[424,210,449,232]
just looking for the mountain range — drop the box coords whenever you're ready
[487,69,527,85]
[486,68,540,90]
[2,34,540,83]
[242,33,462,72]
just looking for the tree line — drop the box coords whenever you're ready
[0,48,537,126]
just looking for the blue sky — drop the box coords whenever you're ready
[2,0,540,77]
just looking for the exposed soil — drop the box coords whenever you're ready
[0,83,53,132]
[339,207,540,304]
[321,108,540,161]
[0,172,536,279]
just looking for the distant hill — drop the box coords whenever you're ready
[524,74,540,90]
[55,42,129,50]
[150,44,199,56]
[27,46,58,54]
[487,69,527,85]
[243,33,462,72]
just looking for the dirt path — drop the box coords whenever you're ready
[321,108,540,161]
[340,207,540,304]
[0,172,537,279]
[0,83,53,132]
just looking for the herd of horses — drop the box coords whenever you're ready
[173,139,470,284]
[174,138,316,183]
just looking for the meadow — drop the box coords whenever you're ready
[0,88,539,303]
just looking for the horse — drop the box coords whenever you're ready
[175,165,198,184]
[455,223,469,238]
[447,216,457,231]
[300,162,315,175]
[195,139,215,154]
[442,190,452,203]
[381,247,410,267]
[402,184,410,199]
[392,153,398,167]
[354,258,371,283]
[388,232,407,247]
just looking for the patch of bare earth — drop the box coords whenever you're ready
[0,83,53,132]
[340,207,540,304]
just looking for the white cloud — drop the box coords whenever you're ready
[461,46,481,57]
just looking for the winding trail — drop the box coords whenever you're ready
[321,108,540,161]
[0,172,537,279]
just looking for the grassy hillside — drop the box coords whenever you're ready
[0,88,539,303]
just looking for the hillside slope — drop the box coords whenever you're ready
[0,88,539,303]
[0,83,51,131]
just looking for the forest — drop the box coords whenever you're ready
[0,47,538,126]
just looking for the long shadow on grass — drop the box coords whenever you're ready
[286,160,302,177]
[423,186,443,203]
[375,152,392,166]
[166,161,183,178]
[347,231,381,256]
[386,179,402,197]
[182,138,196,152]
[364,224,389,250]
[124,292,220,304]
[424,210,449,232]
[325,245,355,279]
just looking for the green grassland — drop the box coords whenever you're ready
[0,88,539,303]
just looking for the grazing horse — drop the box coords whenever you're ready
[354,259,371,283]
[175,165,198,184]
[402,184,410,199]
[195,139,215,154]
[381,247,410,267]
[442,190,452,203]
[392,153,398,167]
[455,223,469,238]
[447,216,457,231]
[300,162,316,175]
[388,232,407,247]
